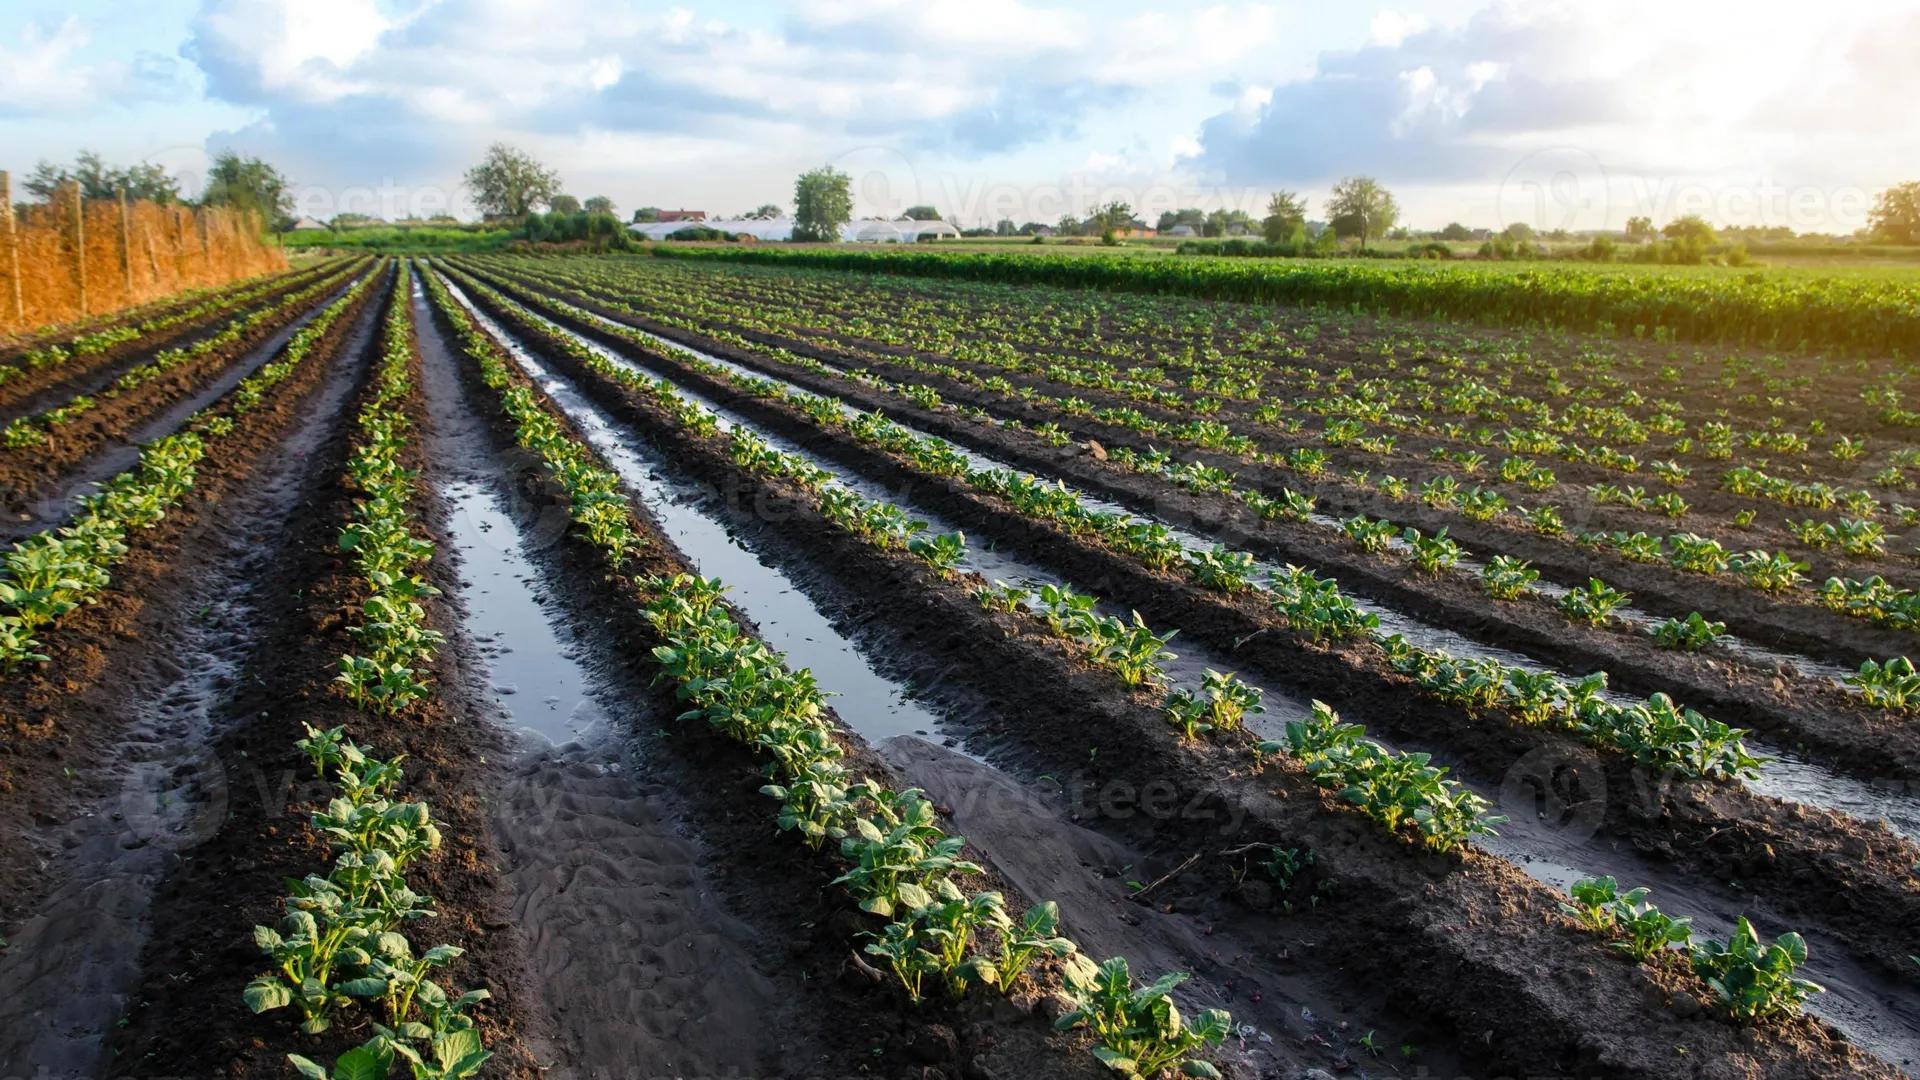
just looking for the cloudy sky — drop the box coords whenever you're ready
[3,0,1916,232]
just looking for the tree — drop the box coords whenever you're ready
[1437,221,1473,241]
[1203,209,1253,237]
[1262,191,1307,244]
[1661,215,1717,244]
[632,206,662,223]
[793,165,853,242]
[26,151,183,204]
[1056,214,1080,236]
[583,195,615,215]
[464,142,561,219]
[903,205,942,221]
[994,218,1016,236]
[1156,208,1206,232]
[548,194,582,215]
[1325,177,1397,248]
[201,151,295,231]
[1501,221,1535,242]
[1624,215,1655,241]
[747,203,782,220]
[1868,182,1920,244]
[1099,201,1134,230]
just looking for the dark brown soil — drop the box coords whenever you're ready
[0,266,386,931]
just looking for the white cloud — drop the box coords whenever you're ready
[1367,10,1429,47]
[1188,0,1920,230]
[0,15,189,115]
[0,16,96,113]
[187,0,391,102]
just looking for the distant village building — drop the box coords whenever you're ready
[289,217,327,231]
[655,209,707,223]
[628,216,961,243]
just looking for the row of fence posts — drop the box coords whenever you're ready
[0,169,234,327]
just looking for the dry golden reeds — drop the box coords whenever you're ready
[0,173,288,337]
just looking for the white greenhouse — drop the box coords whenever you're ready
[628,217,960,243]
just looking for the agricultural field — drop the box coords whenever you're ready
[2,248,1919,1080]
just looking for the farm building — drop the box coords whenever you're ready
[628,216,961,243]
[288,217,327,231]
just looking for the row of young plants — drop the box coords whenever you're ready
[979,566,1504,852]
[0,268,378,672]
[245,266,494,1080]
[454,264,1776,781]
[473,257,1912,661]
[0,259,346,387]
[467,265,1854,1033]
[458,265,1850,1035]
[496,258,1920,711]
[1,260,363,449]
[502,254,1909,535]
[423,266,1239,1080]
[1559,876,1825,1022]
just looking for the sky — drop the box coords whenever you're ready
[2,0,1916,232]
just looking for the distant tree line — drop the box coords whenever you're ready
[19,149,297,231]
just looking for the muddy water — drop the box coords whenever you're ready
[429,274,1488,1077]
[544,301,1920,849]
[414,280,856,1078]
[438,477,604,744]
[485,289,1920,1071]
[0,297,377,1079]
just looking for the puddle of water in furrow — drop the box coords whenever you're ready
[523,289,1920,847]
[471,279,1920,1075]
[476,281,1316,719]
[439,477,607,745]
[440,278,950,750]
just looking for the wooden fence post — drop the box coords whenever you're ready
[68,181,87,317]
[118,188,134,298]
[0,170,20,327]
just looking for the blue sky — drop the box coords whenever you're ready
[3,0,1916,231]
